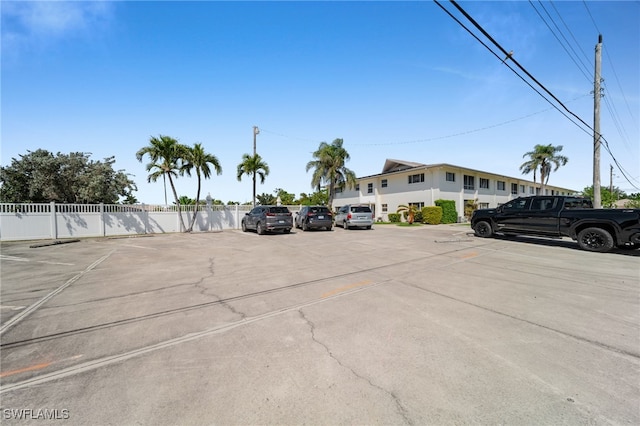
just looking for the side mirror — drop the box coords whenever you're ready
[244,212,249,216]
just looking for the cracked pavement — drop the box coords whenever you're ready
[1,226,638,424]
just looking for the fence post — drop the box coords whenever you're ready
[142,204,147,234]
[50,202,57,239]
[100,203,105,236]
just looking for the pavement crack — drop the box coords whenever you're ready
[198,257,246,320]
[297,309,413,425]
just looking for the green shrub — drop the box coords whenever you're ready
[435,199,458,224]
[422,206,443,224]
[388,213,401,223]
[401,210,423,223]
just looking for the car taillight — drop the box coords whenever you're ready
[266,212,275,216]
[347,213,352,219]
[307,212,313,216]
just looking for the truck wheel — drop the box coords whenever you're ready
[577,227,614,252]
[473,221,493,238]
[256,222,265,235]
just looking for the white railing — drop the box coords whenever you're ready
[0,203,300,241]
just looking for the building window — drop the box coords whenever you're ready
[355,184,360,191]
[529,186,535,194]
[464,175,475,190]
[408,173,424,184]
[446,172,455,182]
[335,187,343,193]
[511,183,518,195]
[410,202,425,209]
[381,179,388,188]
[479,178,489,189]
[367,183,373,194]
[497,181,506,191]
[520,185,525,193]
[382,204,388,212]
[478,202,489,209]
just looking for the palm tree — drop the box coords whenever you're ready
[519,144,568,195]
[136,135,189,231]
[306,138,357,209]
[182,143,222,231]
[396,204,419,224]
[237,153,269,207]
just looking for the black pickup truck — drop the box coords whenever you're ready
[471,195,640,252]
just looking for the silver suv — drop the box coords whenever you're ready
[241,206,293,235]
[335,204,374,230]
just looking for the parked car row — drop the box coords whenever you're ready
[241,204,374,235]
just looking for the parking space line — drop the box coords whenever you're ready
[322,280,373,298]
[0,250,115,336]
[0,355,83,379]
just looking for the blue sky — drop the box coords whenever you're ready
[2,1,638,204]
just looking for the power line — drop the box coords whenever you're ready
[529,0,592,83]
[264,97,589,148]
[436,0,639,191]
[444,0,597,135]
[433,0,593,137]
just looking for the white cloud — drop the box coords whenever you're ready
[1,1,114,52]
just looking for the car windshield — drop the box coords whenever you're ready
[352,206,371,213]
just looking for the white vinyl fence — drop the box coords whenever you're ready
[0,203,300,241]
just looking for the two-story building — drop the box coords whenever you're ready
[332,159,577,222]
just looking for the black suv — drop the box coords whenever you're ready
[241,206,293,235]
[295,206,333,231]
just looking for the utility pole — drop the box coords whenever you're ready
[252,126,259,207]
[593,35,603,208]
[609,164,613,195]
[253,126,259,157]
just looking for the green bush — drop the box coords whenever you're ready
[422,206,443,224]
[401,210,423,223]
[435,199,458,224]
[388,213,401,223]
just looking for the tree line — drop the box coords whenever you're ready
[5,136,637,227]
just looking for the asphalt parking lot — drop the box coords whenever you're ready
[1,225,639,425]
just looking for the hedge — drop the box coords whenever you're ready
[388,213,401,223]
[403,210,423,223]
[422,206,443,224]
[435,199,458,224]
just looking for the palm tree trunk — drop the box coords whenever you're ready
[328,180,335,210]
[189,172,202,232]
[168,175,187,232]
[252,173,256,207]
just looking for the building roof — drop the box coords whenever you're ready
[382,159,427,173]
